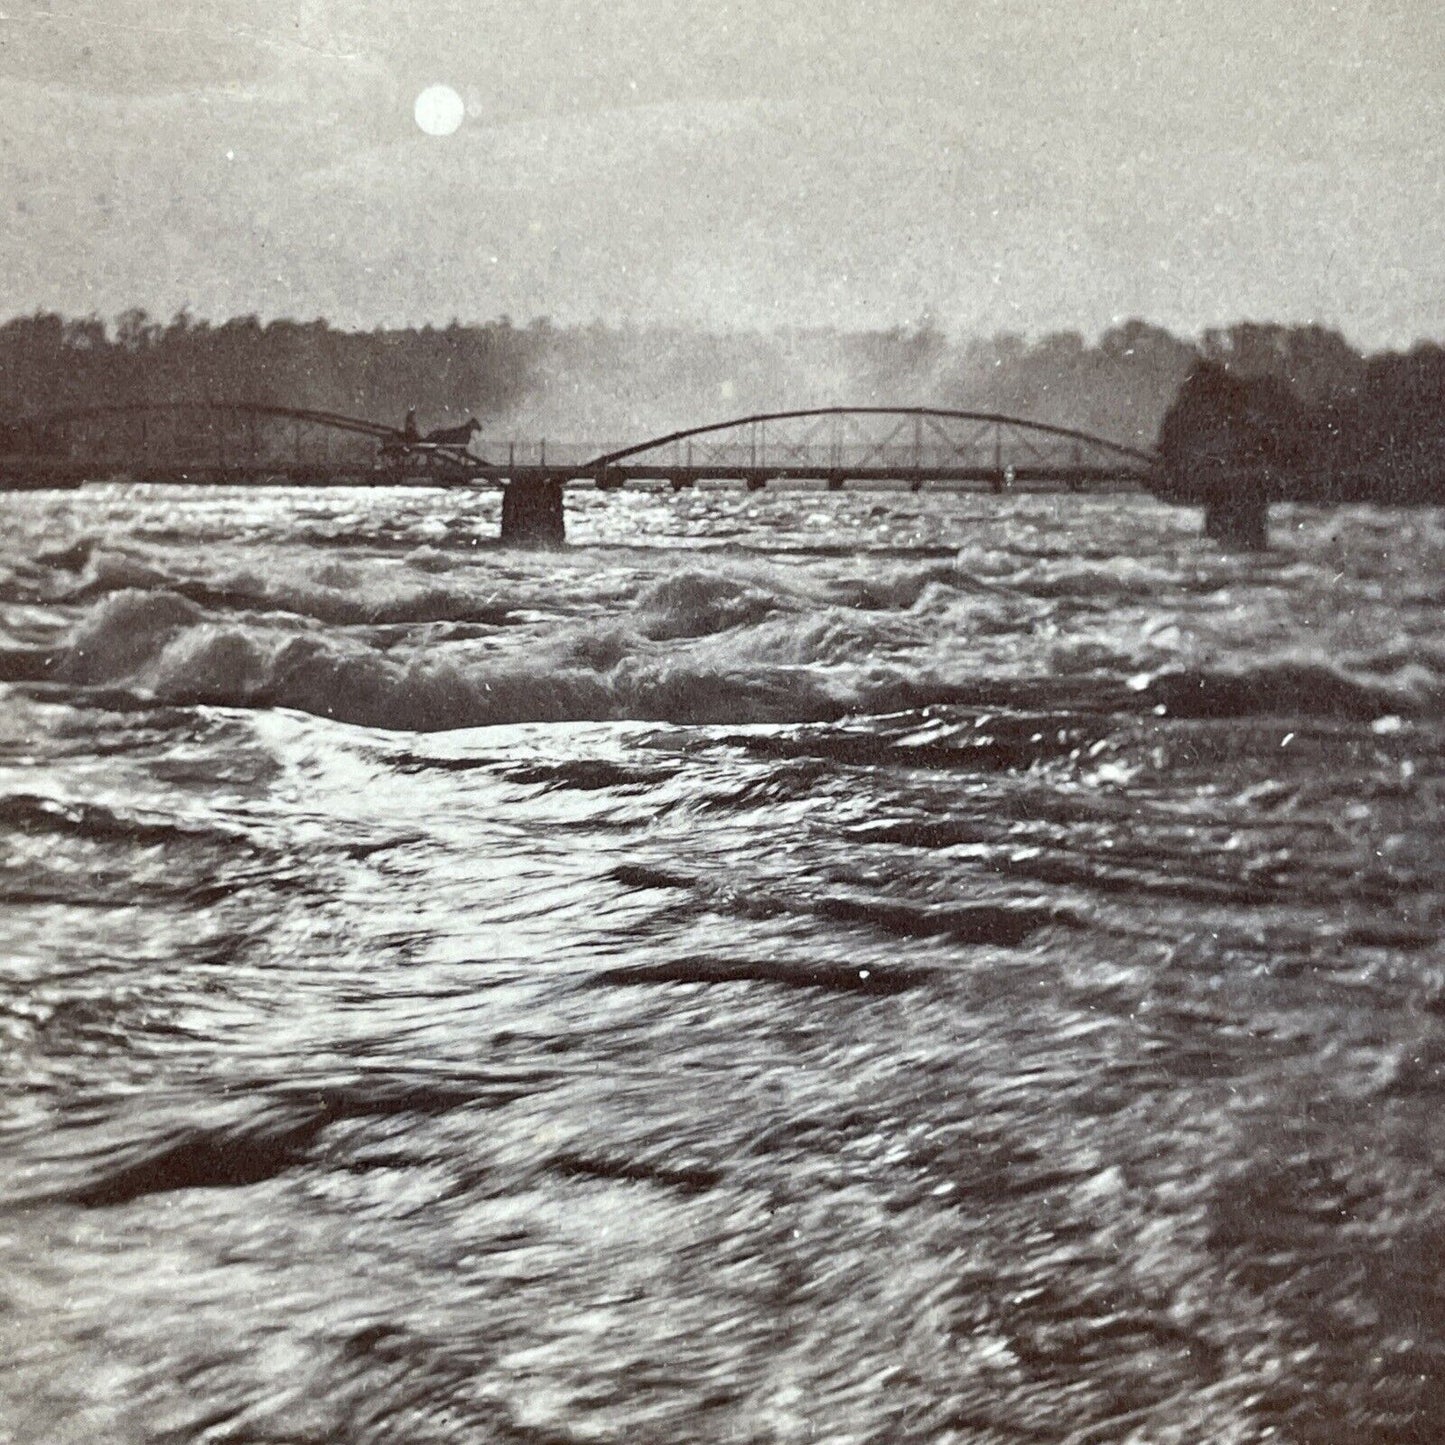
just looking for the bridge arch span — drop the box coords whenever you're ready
[13,400,401,440]
[2,400,485,481]
[583,406,1159,481]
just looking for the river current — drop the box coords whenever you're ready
[2,483,1444,1443]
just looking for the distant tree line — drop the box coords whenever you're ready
[0,310,1440,499]
[0,311,542,440]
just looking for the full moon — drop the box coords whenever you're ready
[414,84,465,137]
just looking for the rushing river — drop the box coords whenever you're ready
[2,482,1443,1444]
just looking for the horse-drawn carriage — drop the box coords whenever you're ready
[377,412,485,479]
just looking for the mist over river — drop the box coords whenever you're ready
[2,482,1444,1443]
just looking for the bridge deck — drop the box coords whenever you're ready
[0,459,1149,491]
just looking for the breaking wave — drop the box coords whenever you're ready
[29,586,876,729]
[15,571,1439,732]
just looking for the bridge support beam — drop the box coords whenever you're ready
[1201,480,1269,550]
[500,476,566,545]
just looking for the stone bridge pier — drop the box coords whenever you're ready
[500,476,566,545]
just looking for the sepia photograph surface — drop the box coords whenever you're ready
[2,3,1443,1441]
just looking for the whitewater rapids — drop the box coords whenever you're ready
[2,481,1443,1443]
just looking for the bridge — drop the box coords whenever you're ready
[3,400,1248,544]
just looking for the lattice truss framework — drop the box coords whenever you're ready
[586,408,1157,479]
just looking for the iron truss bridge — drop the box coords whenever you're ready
[578,408,1158,492]
[0,401,1160,493]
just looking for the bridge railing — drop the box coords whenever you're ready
[476,441,1136,475]
[480,441,631,469]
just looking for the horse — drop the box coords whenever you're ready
[423,417,482,448]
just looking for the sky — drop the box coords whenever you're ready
[0,0,1441,347]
